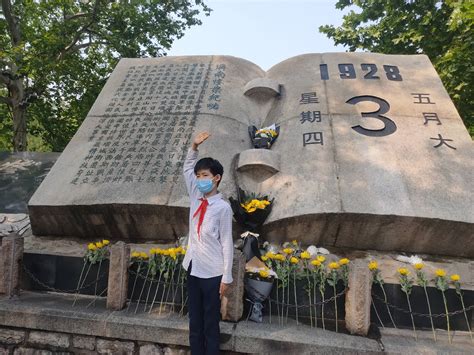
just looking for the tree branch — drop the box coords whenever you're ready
[1,0,21,45]
[70,41,109,52]
[65,12,89,21]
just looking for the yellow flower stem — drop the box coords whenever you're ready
[423,285,437,342]
[442,290,452,344]
[305,261,313,328]
[72,259,89,307]
[405,292,417,340]
[92,258,103,307]
[276,279,281,326]
[135,264,151,314]
[333,283,338,333]
[170,261,183,311]
[313,272,318,328]
[459,293,473,343]
[371,295,385,328]
[149,264,164,314]
[165,259,177,314]
[143,272,155,312]
[293,269,299,325]
[320,284,326,330]
[380,283,397,328]
[127,260,143,312]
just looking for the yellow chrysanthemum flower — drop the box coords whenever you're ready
[290,257,299,264]
[102,239,110,246]
[311,259,321,267]
[88,243,97,251]
[265,252,275,259]
[95,241,103,248]
[150,248,157,255]
[140,252,148,259]
[368,261,378,271]
[259,269,269,278]
[435,269,446,277]
[328,262,340,270]
[414,263,424,270]
[398,268,409,276]
[300,251,311,259]
[292,240,298,245]
[339,258,350,265]
[131,251,140,258]
[283,248,293,254]
[317,255,326,263]
[261,256,268,262]
[275,254,285,261]
[450,274,460,282]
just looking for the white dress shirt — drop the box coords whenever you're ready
[181,148,234,284]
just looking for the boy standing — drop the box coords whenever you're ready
[182,131,234,355]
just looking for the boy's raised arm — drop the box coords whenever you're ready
[183,132,210,198]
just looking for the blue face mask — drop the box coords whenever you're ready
[196,178,214,193]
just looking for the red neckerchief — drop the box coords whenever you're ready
[192,197,209,241]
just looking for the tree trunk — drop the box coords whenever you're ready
[10,77,27,152]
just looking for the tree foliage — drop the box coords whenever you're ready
[0,0,211,151]
[320,0,473,137]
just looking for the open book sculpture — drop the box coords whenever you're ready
[28,53,473,257]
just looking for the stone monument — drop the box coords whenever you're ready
[28,53,473,257]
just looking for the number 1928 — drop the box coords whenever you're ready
[320,63,402,81]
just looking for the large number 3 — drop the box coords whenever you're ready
[346,95,397,137]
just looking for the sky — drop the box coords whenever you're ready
[168,0,352,71]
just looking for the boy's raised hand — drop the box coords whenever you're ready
[192,131,210,150]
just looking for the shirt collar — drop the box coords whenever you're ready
[201,192,222,205]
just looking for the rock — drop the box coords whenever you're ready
[139,343,163,355]
[27,330,69,349]
[0,233,24,296]
[221,249,246,321]
[106,241,130,310]
[27,53,473,257]
[162,345,190,355]
[72,335,95,350]
[344,260,372,335]
[0,328,26,345]
[96,339,135,354]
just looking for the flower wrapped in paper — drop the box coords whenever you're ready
[244,256,276,322]
[248,123,280,149]
[229,187,274,232]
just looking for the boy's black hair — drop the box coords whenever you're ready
[194,157,224,186]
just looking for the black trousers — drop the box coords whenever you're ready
[187,260,222,355]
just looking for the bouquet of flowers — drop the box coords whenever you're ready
[248,123,280,149]
[229,187,274,232]
[244,256,277,322]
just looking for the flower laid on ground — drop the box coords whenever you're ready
[85,239,110,264]
[414,262,424,270]
[434,268,451,343]
[317,255,326,263]
[399,265,416,340]
[413,262,436,341]
[398,267,409,276]
[300,251,311,259]
[339,258,350,287]
[283,248,294,255]
[368,260,396,328]
[311,259,321,267]
[290,257,299,264]
[248,123,280,149]
[368,260,378,271]
[327,260,340,332]
[450,274,473,342]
